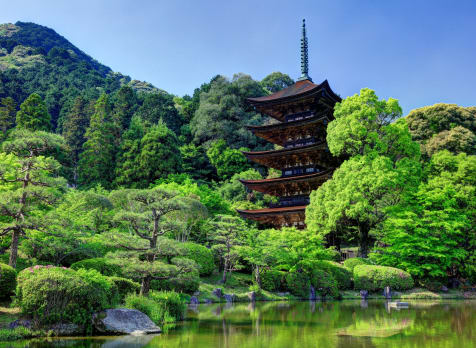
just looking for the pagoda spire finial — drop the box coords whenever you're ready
[298,18,312,82]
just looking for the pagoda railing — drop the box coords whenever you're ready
[282,165,321,177]
[270,195,310,208]
[285,110,314,122]
[284,137,316,149]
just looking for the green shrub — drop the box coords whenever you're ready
[125,291,185,324]
[260,269,286,292]
[149,290,186,321]
[181,242,214,276]
[309,267,339,298]
[323,248,341,262]
[0,254,31,271]
[108,276,140,301]
[343,257,371,272]
[70,258,122,276]
[285,269,310,298]
[353,265,414,291]
[15,266,117,330]
[314,260,352,290]
[285,262,339,299]
[0,262,16,300]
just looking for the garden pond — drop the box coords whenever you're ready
[7,300,476,348]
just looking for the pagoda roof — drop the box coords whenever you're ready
[246,114,329,146]
[237,205,306,228]
[242,142,335,170]
[247,79,341,122]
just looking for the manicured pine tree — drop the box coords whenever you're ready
[78,93,118,189]
[15,93,51,132]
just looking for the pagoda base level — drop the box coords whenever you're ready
[237,206,306,229]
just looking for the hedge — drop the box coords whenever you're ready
[108,276,140,300]
[181,242,214,276]
[285,261,339,299]
[343,257,371,272]
[15,266,117,330]
[353,265,414,291]
[314,260,352,290]
[0,262,16,300]
[70,258,122,277]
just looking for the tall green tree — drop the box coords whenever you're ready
[111,86,138,131]
[260,72,294,93]
[406,103,476,157]
[135,92,182,133]
[0,97,16,139]
[78,93,118,189]
[0,129,67,268]
[15,93,51,132]
[190,74,269,149]
[206,139,250,181]
[372,151,476,281]
[115,121,182,188]
[306,89,421,256]
[62,96,93,168]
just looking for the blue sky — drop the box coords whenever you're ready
[1,0,475,114]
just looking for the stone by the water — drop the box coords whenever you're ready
[212,288,223,298]
[383,286,392,299]
[190,296,199,305]
[92,308,161,335]
[309,285,317,301]
[360,290,369,299]
[247,291,256,301]
[223,294,235,302]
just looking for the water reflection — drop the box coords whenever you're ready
[9,300,476,348]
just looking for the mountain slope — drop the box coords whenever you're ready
[0,21,161,129]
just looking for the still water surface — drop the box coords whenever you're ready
[11,300,476,348]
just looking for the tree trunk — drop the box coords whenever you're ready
[255,266,262,288]
[140,275,151,296]
[358,224,370,258]
[9,229,19,269]
[222,260,228,284]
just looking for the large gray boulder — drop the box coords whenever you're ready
[93,308,161,335]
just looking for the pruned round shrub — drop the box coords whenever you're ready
[261,269,286,292]
[286,261,339,298]
[343,257,371,272]
[0,262,16,300]
[108,276,140,300]
[70,258,122,276]
[15,266,117,330]
[181,242,214,276]
[353,265,414,291]
[314,260,352,290]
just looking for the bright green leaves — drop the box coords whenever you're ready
[206,139,250,181]
[15,93,51,132]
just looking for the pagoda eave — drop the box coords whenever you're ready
[240,169,333,196]
[237,206,306,229]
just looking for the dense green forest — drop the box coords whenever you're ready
[0,21,475,337]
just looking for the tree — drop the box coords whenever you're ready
[0,129,67,268]
[15,93,51,131]
[372,151,476,281]
[78,93,118,189]
[406,103,476,157]
[190,74,269,150]
[135,92,182,133]
[180,143,216,182]
[306,89,421,256]
[0,97,16,139]
[115,121,182,188]
[206,139,250,181]
[208,215,246,284]
[261,72,294,93]
[107,187,198,294]
[61,96,93,168]
[111,86,138,131]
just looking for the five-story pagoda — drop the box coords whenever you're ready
[237,19,341,229]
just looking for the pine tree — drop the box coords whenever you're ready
[15,93,51,132]
[0,97,16,139]
[78,93,118,189]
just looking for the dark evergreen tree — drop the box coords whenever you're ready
[0,97,16,139]
[78,93,118,189]
[15,93,51,131]
[135,92,183,133]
